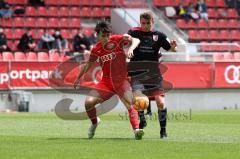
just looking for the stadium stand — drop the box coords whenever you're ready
[1,0,239,62]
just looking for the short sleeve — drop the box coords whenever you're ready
[158,32,171,51]
[89,48,98,62]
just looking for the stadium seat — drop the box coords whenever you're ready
[60,29,71,39]
[197,19,208,29]
[4,28,14,39]
[228,19,239,29]
[153,0,161,7]
[208,8,218,18]
[49,52,60,61]
[37,18,48,28]
[93,0,103,6]
[15,29,24,39]
[38,7,48,17]
[198,30,208,41]
[92,7,103,17]
[188,30,198,41]
[81,7,92,17]
[46,0,58,6]
[59,18,69,28]
[38,52,49,62]
[217,8,228,18]
[70,7,81,17]
[2,52,14,61]
[103,7,112,17]
[84,27,94,36]
[70,18,81,28]
[219,30,230,40]
[176,19,186,29]
[7,0,27,5]
[25,6,37,16]
[216,0,226,7]
[187,20,197,29]
[218,19,228,29]
[48,29,56,35]
[220,41,231,51]
[81,0,91,6]
[7,40,16,51]
[26,52,37,61]
[209,41,219,52]
[69,0,81,5]
[200,41,210,52]
[230,30,240,40]
[104,0,113,6]
[71,29,78,37]
[14,52,26,61]
[48,7,58,17]
[205,0,215,7]
[14,17,24,28]
[227,8,238,18]
[59,7,70,17]
[25,18,36,28]
[208,30,219,40]
[48,18,59,28]
[208,19,218,29]
[183,0,195,6]
[36,29,45,39]
[2,18,13,27]
[59,0,69,5]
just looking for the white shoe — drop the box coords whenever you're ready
[88,117,101,139]
[134,129,144,140]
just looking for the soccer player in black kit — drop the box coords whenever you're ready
[128,11,177,139]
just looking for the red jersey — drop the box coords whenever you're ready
[89,35,129,78]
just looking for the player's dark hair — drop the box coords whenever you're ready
[95,21,111,34]
[140,11,154,21]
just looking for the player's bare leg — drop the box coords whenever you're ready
[155,95,167,139]
[85,90,104,139]
[120,90,144,140]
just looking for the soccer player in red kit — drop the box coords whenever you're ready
[74,21,144,140]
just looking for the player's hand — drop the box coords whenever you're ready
[170,40,177,47]
[170,40,177,50]
[73,78,80,90]
[126,49,134,59]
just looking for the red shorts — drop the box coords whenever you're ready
[91,77,132,100]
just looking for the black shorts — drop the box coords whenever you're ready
[129,69,165,98]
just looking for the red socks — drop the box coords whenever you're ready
[86,107,97,124]
[128,106,139,129]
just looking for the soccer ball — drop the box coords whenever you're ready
[133,95,149,111]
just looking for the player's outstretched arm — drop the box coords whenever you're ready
[74,61,94,89]
[123,34,140,59]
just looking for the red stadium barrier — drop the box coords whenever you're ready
[214,62,240,88]
[164,63,213,88]
[0,62,239,90]
[0,62,9,90]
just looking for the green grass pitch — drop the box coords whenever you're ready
[0,110,240,159]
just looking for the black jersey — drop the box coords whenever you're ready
[128,27,171,62]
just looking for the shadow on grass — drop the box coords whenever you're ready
[47,137,135,141]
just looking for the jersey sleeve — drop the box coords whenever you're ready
[127,29,133,36]
[158,32,171,51]
[88,48,98,62]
